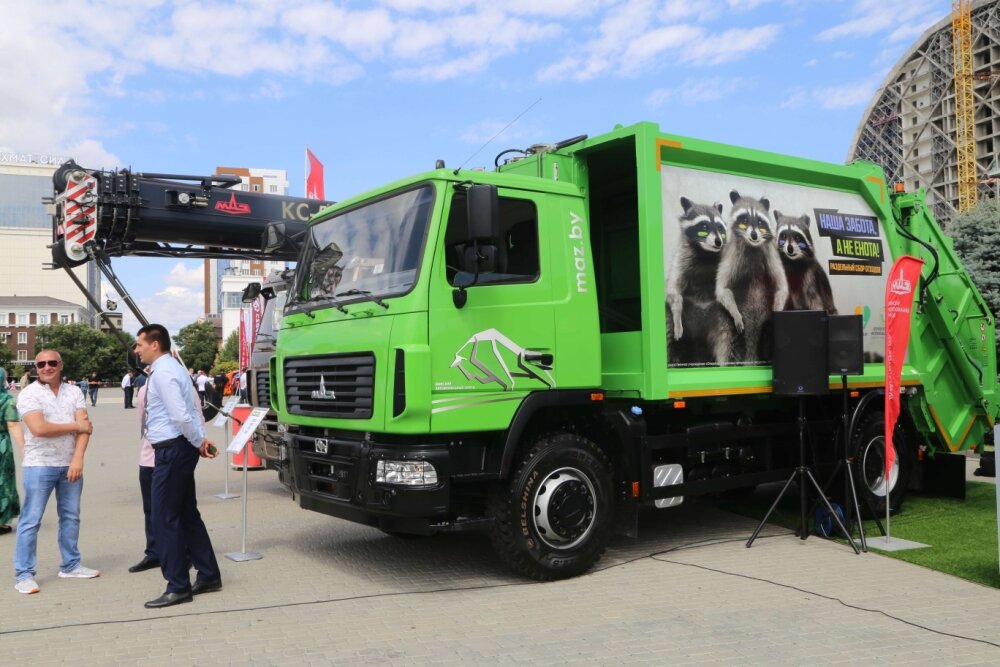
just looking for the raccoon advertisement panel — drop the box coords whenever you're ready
[662,165,890,368]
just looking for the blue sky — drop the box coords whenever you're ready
[1,0,950,333]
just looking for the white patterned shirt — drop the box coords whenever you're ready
[17,380,87,467]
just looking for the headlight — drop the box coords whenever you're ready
[375,459,438,486]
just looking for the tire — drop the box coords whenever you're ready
[489,433,615,581]
[851,411,913,515]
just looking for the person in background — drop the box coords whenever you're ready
[14,350,98,595]
[121,370,134,409]
[0,368,24,536]
[194,370,211,407]
[76,378,87,394]
[87,372,99,407]
[129,365,158,573]
[19,372,31,391]
[213,370,227,399]
[134,325,220,608]
[134,368,147,392]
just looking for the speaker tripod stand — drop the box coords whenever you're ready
[819,378,886,550]
[747,395,860,554]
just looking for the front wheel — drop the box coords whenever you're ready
[489,433,615,581]
[851,411,913,515]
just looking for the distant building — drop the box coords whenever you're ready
[204,166,290,342]
[0,153,100,321]
[849,0,1000,223]
[0,296,90,368]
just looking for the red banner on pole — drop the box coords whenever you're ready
[306,148,325,200]
[884,254,924,482]
[238,308,250,372]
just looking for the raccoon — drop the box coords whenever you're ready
[666,197,728,365]
[713,190,788,364]
[775,211,837,314]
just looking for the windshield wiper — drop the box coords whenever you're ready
[299,293,348,315]
[335,289,389,309]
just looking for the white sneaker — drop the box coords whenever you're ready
[58,565,100,579]
[15,578,40,594]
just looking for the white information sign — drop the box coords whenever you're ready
[212,396,242,428]
[227,407,268,454]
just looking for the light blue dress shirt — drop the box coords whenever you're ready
[144,354,205,448]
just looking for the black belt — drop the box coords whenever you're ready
[151,436,187,450]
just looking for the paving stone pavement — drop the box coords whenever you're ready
[1,396,999,665]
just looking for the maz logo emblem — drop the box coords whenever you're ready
[311,374,337,399]
[315,438,329,454]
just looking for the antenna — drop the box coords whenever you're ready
[453,97,542,174]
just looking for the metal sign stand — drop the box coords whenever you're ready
[214,424,239,500]
[225,451,262,562]
[224,406,267,563]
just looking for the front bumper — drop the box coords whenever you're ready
[286,429,451,534]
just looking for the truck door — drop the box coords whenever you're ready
[428,188,555,431]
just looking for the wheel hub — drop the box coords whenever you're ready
[860,435,899,497]
[532,467,597,550]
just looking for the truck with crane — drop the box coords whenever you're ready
[50,121,997,580]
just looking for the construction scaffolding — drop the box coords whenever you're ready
[849,0,1000,223]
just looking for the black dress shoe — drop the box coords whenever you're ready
[128,557,160,573]
[191,578,222,595]
[144,591,192,608]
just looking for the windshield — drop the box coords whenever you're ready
[293,185,434,308]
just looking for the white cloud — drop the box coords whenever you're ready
[681,25,780,66]
[165,262,205,289]
[814,79,878,110]
[817,0,941,43]
[778,77,880,110]
[648,77,746,108]
[537,0,780,81]
[122,285,206,340]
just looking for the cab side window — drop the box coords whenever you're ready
[444,193,539,286]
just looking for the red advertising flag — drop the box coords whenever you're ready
[883,255,924,482]
[306,148,325,200]
[238,308,250,372]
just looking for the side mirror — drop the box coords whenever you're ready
[262,223,287,254]
[467,184,499,243]
[260,286,277,300]
[242,282,262,303]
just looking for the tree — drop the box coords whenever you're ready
[175,320,219,373]
[947,198,1000,346]
[218,329,240,363]
[34,323,133,381]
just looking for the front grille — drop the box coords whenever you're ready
[256,370,271,409]
[284,353,375,419]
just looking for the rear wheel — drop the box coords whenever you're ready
[489,433,615,580]
[851,411,912,514]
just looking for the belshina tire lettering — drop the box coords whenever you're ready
[489,433,614,580]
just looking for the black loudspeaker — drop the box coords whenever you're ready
[772,310,829,396]
[828,314,864,376]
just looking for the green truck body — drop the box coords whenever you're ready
[272,121,998,579]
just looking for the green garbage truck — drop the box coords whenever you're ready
[270,121,997,579]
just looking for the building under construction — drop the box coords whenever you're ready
[849,0,1000,223]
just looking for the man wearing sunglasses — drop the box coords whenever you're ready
[13,350,97,595]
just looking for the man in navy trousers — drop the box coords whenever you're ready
[134,323,222,608]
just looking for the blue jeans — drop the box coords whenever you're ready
[88,387,98,406]
[14,466,84,581]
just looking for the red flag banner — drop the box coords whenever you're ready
[238,307,251,373]
[306,148,325,200]
[883,254,924,483]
